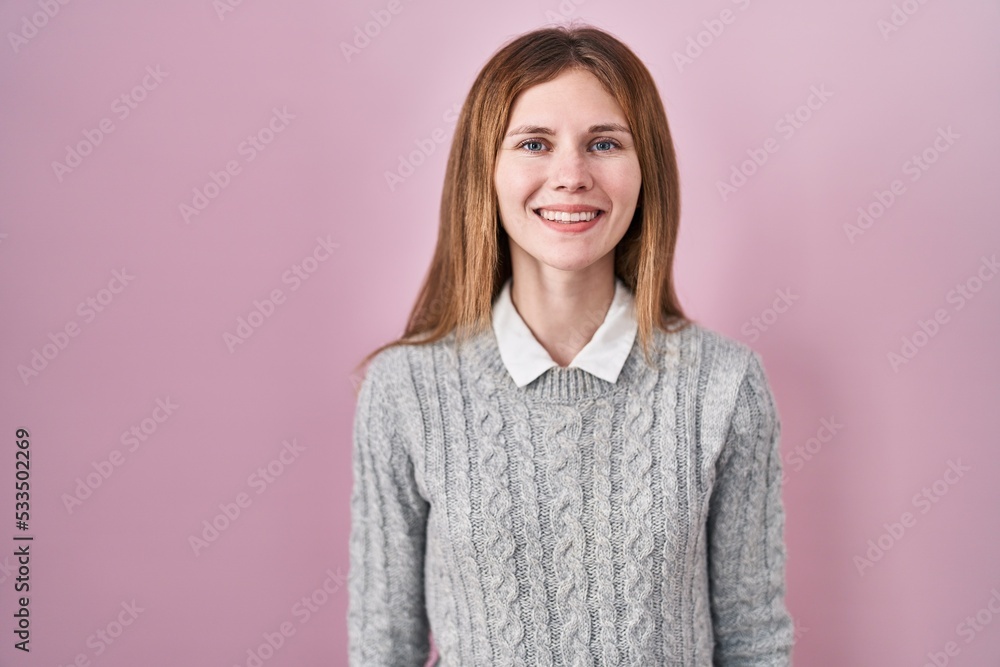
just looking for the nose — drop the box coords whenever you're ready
[548,147,592,191]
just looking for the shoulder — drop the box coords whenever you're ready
[356,343,417,412]
[353,343,432,452]
[360,343,410,388]
[668,320,777,423]
[357,333,460,406]
[655,320,763,385]
[690,323,779,428]
[671,324,781,478]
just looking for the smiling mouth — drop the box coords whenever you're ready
[533,209,604,223]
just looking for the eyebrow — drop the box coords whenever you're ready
[505,123,632,137]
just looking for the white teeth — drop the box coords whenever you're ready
[537,209,600,222]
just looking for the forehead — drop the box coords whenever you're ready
[506,69,627,126]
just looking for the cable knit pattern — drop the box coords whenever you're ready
[473,358,527,665]
[438,342,490,663]
[654,331,682,664]
[620,362,657,663]
[347,322,794,666]
[589,398,619,666]
[509,390,553,667]
[547,404,590,664]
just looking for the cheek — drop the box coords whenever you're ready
[496,160,543,207]
[603,162,642,203]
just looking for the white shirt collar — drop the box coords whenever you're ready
[491,276,638,387]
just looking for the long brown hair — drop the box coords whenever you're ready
[354,23,691,380]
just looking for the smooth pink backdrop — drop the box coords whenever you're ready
[2,1,998,665]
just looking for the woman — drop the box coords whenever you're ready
[348,24,794,666]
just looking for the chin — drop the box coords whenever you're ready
[538,254,603,273]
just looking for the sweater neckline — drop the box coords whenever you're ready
[456,322,683,403]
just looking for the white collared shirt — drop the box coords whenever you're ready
[491,276,639,387]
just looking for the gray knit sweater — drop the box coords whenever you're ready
[347,322,793,666]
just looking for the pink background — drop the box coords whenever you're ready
[2,0,999,665]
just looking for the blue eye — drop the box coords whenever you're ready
[592,140,618,151]
[520,140,545,152]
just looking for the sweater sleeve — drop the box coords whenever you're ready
[347,351,431,666]
[707,352,794,666]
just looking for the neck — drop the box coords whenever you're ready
[508,257,617,367]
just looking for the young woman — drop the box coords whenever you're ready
[348,24,794,666]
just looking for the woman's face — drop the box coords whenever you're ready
[494,68,642,277]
